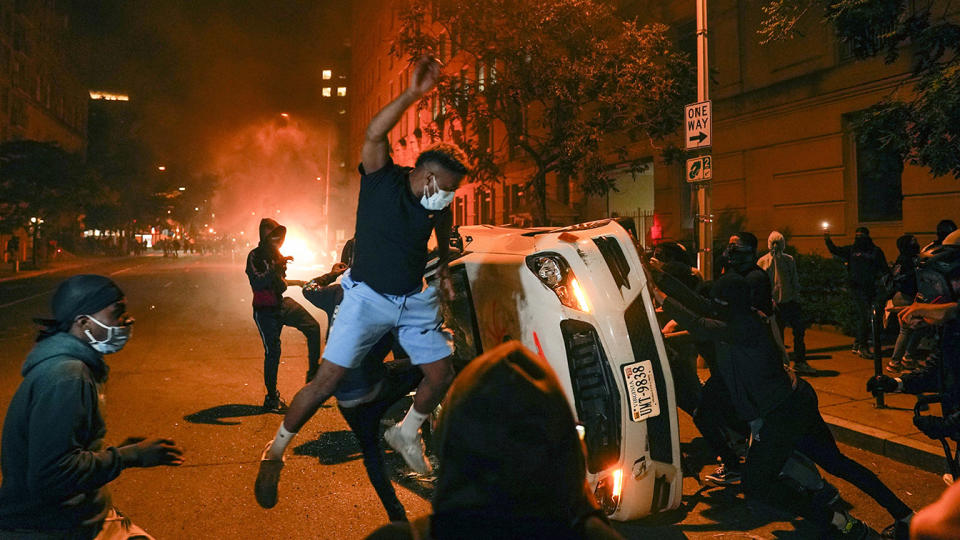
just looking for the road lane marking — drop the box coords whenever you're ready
[0,289,55,309]
[110,263,146,276]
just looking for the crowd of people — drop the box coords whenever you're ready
[1,53,960,540]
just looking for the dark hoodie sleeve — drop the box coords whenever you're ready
[661,296,729,343]
[825,236,851,260]
[246,248,282,292]
[27,376,125,502]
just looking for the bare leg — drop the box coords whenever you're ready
[283,360,347,432]
[412,356,455,414]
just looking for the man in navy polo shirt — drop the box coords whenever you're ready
[255,55,469,507]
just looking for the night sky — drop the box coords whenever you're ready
[70,0,350,170]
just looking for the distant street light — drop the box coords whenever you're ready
[179,186,186,191]
[158,165,166,171]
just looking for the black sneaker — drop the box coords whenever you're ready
[262,393,288,412]
[851,344,862,355]
[838,514,869,539]
[880,516,911,540]
[704,463,741,485]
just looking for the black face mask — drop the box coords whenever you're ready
[853,236,872,250]
[725,245,755,271]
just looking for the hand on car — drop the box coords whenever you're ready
[123,438,184,467]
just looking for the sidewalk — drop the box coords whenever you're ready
[0,255,103,283]
[782,327,949,474]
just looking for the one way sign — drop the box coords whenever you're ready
[684,100,712,150]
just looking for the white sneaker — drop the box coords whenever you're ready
[254,442,284,509]
[385,424,432,475]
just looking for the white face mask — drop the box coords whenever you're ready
[83,314,132,354]
[420,174,456,211]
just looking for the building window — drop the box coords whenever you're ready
[337,87,347,97]
[854,122,903,222]
[322,69,332,80]
[322,87,332,97]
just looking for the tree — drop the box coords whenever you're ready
[394,0,693,224]
[0,140,93,233]
[760,0,960,179]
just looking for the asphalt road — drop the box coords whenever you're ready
[0,255,947,539]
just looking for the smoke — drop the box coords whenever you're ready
[211,115,338,265]
[70,1,349,171]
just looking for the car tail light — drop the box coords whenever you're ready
[594,467,623,515]
[526,253,590,312]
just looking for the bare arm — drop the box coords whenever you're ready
[362,56,441,174]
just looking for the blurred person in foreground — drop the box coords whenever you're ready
[245,217,323,411]
[366,341,623,540]
[255,55,468,507]
[825,226,890,357]
[758,231,815,374]
[0,274,184,539]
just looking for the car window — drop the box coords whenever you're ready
[436,265,483,372]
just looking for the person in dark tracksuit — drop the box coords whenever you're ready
[246,218,322,411]
[825,226,889,356]
[301,263,422,522]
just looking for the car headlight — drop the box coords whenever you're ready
[525,253,590,312]
[594,467,623,515]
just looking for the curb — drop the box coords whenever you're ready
[823,413,949,475]
[0,262,89,283]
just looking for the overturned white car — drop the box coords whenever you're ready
[430,219,682,521]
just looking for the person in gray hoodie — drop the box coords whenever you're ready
[0,274,183,539]
[758,231,814,374]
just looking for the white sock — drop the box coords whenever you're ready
[266,423,297,460]
[398,406,429,440]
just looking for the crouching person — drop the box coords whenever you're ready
[0,275,184,539]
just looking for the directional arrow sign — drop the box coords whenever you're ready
[684,100,712,150]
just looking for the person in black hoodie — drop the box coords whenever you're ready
[696,231,773,485]
[0,274,183,539]
[825,226,890,356]
[245,217,322,411]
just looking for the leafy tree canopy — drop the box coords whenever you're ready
[0,141,93,233]
[760,0,960,178]
[394,0,693,223]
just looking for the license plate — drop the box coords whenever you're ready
[623,360,661,422]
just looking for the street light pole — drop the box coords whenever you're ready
[324,135,331,252]
[695,0,713,280]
